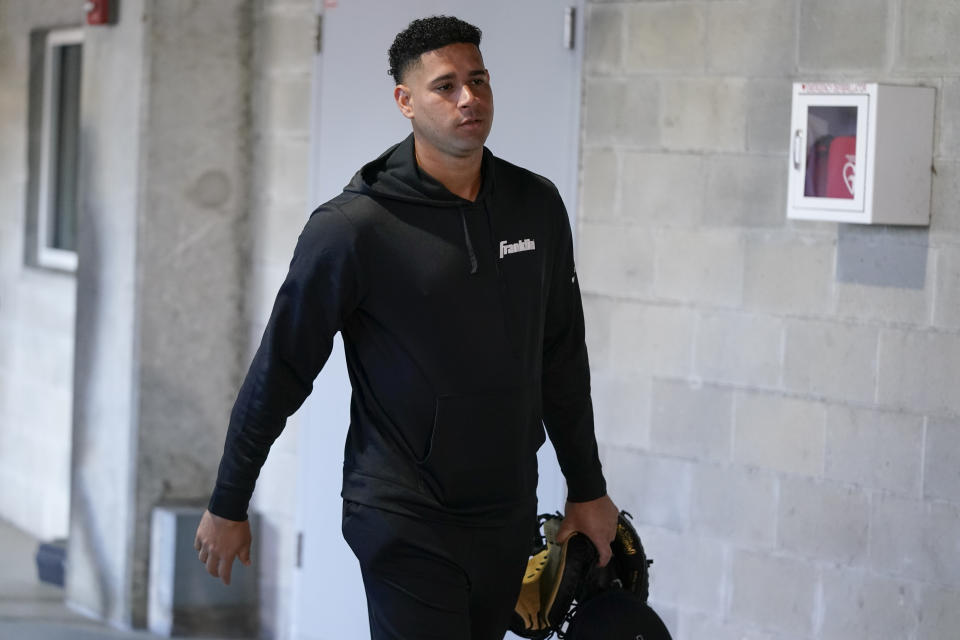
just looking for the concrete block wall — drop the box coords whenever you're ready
[0,0,83,541]
[581,1,960,638]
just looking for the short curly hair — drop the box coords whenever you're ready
[388,16,482,84]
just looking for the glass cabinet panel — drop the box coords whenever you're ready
[790,93,869,215]
[804,106,857,199]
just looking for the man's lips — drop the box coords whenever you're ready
[458,118,483,127]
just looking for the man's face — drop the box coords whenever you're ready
[394,42,494,160]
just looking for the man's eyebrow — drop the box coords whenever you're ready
[428,69,487,84]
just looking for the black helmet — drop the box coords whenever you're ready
[563,589,673,640]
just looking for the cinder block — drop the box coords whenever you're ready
[835,277,933,327]
[582,293,615,367]
[694,310,782,388]
[733,391,826,476]
[743,235,835,315]
[924,418,960,502]
[576,222,656,297]
[836,225,930,290]
[703,154,786,228]
[899,0,960,71]
[15,325,74,389]
[783,319,878,403]
[933,247,960,329]
[877,329,960,415]
[651,379,733,462]
[0,32,26,89]
[679,613,776,640]
[583,78,660,148]
[659,78,746,152]
[939,77,960,158]
[0,109,26,180]
[706,0,797,74]
[624,3,706,72]
[585,4,623,74]
[19,276,77,335]
[777,477,869,564]
[590,370,651,449]
[746,79,793,154]
[653,229,744,306]
[259,9,313,73]
[917,585,960,640]
[610,302,696,377]
[820,568,919,640]
[579,149,618,223]
[636,528,725,615]
[601,448,694,532]
[691,463,777,547]
[930,160,960,233]
[870,495,960,585]
[825,406,923,495]
[620,152,704,229]
[799,0,890,71]
[265,0,313,12]
[729,550,817,635]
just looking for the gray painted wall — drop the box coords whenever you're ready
[579,1,960,638]
[0,0,80,542]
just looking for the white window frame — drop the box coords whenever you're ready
[36,27,83,272]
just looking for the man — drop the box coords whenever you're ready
[195,15,618,639]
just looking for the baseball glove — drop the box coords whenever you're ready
[578,510,651,603]
[563,589,672,640]
[509,514,597,639]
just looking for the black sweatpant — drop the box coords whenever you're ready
[341,500,533,640]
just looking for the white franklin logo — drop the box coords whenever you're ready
[499,238,536,259]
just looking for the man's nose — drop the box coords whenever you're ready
[458,84,477,107]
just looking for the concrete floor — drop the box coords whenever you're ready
[0,518,224,640]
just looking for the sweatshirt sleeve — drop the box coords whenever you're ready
[540,198,607,503]
[208,206,364,521]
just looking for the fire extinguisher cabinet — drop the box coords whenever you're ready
[787,82,935,225]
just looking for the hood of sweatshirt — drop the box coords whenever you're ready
[344,133,495,206]
[343,134,495,275]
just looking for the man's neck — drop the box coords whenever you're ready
[413,136,483,202]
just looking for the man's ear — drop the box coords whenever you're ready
[394,85,414,120]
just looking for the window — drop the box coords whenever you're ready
[34,27,83,272]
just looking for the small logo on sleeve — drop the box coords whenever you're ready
[498,238,536,259]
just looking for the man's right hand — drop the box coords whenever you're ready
[194,509,252,586]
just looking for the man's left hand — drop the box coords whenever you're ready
[555,495,619,567]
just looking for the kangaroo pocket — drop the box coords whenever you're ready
[419,387,536,510]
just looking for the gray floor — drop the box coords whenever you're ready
[0,518,220,640]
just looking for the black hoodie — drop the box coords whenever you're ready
[209,134,606,525]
